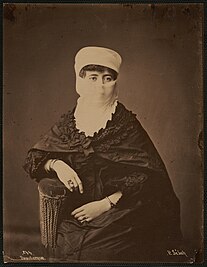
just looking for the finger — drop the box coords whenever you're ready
[67,182,76,192]
[76,215,86,221]
[67,181,74,188]
[74,174,83,194]
[74,212,85,219]
[63,182,73,192]
[69,178,78,189]
[78,182,84,194]
[74,175,83,193]
[71,207,84,216]
[80,217,90,223]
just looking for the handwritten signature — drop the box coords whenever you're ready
[167,249,188,257]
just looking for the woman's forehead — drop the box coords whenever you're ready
[85,70,112,76]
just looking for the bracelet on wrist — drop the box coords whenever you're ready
[105,196,116,208]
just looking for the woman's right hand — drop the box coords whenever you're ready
[52,160,83,194]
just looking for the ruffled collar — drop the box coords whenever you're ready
[72,101,119,140]
[34,102,138,154]
[67,102,137,152]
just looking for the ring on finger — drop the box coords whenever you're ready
[78,215,87,221]
[68,180,74,186]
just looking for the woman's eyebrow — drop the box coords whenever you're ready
[88,74,99,76]
[103,74,112,77]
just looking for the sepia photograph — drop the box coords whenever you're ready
[3,3,204,263]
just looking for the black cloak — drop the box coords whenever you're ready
[23,102,182,262]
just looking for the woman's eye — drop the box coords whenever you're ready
[105,76,112,82]
[89,77,97,81]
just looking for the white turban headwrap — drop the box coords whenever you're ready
[74,46,122,137]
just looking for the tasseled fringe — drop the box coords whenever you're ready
[39,191,67,248]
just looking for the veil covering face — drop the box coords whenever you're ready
[74,46,122,137]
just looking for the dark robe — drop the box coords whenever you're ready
[23,102,182,262]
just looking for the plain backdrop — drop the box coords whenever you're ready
[3,3,203,257]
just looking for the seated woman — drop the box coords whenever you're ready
[23,46,183,262]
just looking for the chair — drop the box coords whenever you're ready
[38,178,69,255]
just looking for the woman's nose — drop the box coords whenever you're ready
[95,76,105,84]
[96,78,104,86]
[95,80,105,93]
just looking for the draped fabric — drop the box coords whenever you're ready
[23,102,182,262]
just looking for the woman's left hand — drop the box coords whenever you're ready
[71,199,111,223]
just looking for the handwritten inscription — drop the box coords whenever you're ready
[20,251,45,261]
[167,249,188,257]
[20,256,45,261]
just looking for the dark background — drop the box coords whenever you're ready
[3,3,203,259]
